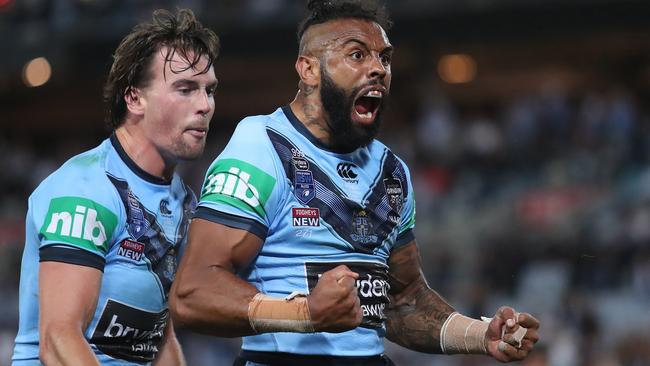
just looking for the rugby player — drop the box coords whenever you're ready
[12,9,219,365]
[170,1,539,365]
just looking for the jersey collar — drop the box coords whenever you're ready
[110,133,172,186]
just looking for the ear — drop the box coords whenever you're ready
[295,55,320,88]
[124,86,145,116]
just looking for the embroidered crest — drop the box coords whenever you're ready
[127,190,150,239]
[383,178,404,213]
[294,170,316,204]
[292,157,309,171]
[291,147,310,170]
[350,210,378,244]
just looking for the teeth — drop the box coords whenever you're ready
[364,90,383,98]
[356,111,372,118]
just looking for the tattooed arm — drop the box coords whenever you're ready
[385,241,541,361]
[384,241,454,353]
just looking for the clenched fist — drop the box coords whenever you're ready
[308,265,363,333]
[486,306,540,362]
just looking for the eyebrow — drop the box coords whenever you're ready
[172,79,197,87]
[171,78,219,89]
[341,38,393,54]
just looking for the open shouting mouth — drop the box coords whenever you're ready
[352,86,386,125]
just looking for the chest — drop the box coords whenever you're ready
[267,130,407,255]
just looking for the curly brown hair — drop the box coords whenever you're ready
[103,8,220,130]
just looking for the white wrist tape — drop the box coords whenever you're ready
[247,293,315,333]
[440,312,489,354]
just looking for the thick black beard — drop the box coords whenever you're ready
[320,69,385,153]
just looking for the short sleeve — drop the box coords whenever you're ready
[394,159,416,248]
[196,117,283,240]
[31,164,122,268]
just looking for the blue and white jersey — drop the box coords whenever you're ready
[13,135,196,365]
[196,106,416,356]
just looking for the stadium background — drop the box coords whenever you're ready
[1,0,649,364]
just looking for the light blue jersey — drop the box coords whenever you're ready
[13,135,196,365]
[196,106,416,356]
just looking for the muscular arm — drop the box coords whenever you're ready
[170,218,362,336]
[385,241,541,361]
[39,261,102,366]
[384,241,455,353]
[169,218,263,337]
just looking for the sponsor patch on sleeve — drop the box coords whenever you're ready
[39,196,118,255]
[200,159,276,218]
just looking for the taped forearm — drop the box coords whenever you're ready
[439,312,489,354]
[247,292,314,333]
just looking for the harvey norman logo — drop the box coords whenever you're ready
[201,159,276,218]
[40,197,118,253]
[292,207,320,227]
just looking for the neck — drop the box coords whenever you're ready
[289,89,333,146]
[115,124,176,181]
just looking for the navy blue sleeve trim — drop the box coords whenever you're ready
[39,245,105,272]
[395,228,415,248]
[193,206,268,241]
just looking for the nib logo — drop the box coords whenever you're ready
[205,167,261,207]
[201,159,276,218]
[40,197,118,254]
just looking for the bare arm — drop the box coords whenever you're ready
[170,218,262,337]
[385,241,541,361]
[39,261,102,366]
[384,241,455,353]
[170,218,362,336]
[152,319,186,366]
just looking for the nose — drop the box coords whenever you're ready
[197,89,213,116]
[368,53,387,80]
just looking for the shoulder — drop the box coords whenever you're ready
[217,109,287,166]
[34,142,113,197]
[369,139,412,173]
[230,109,284,140]
[29,142,122,254]
[30,140,121,221]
